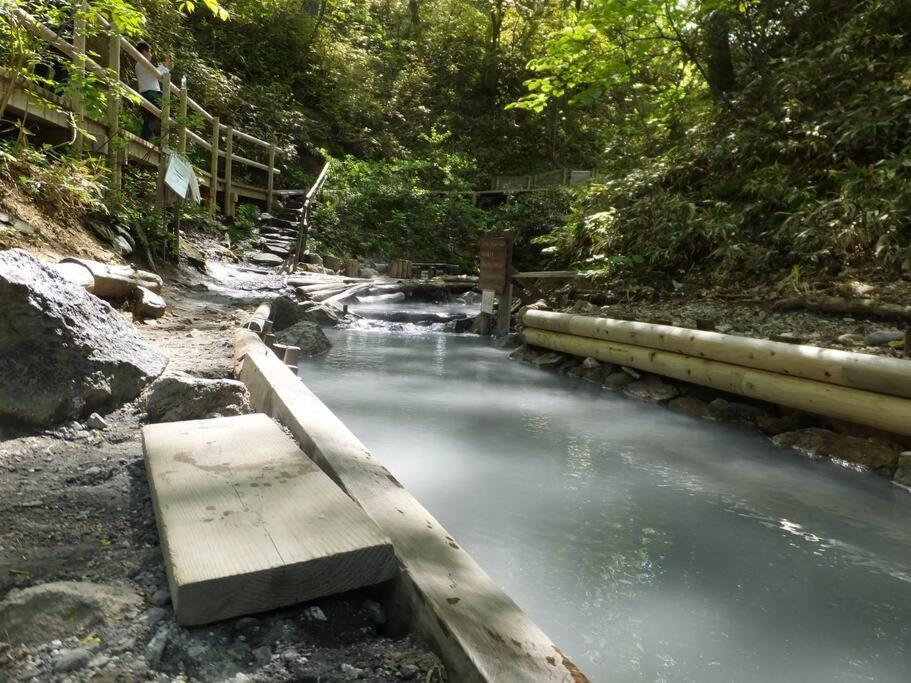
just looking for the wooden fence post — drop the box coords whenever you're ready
[224,125,234,219]
[105,29,121,191]
[72,1,86,156]
[177,82,188,156]
[155,72,170,212]
[266,142,276,214]
[208,116,219,215]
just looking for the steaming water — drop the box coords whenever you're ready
[298,318,911,682]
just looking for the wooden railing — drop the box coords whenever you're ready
[7,6,280,217]
[491,168,594,191]
[287,161,330,269]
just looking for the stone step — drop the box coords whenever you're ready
[248,252,285,267]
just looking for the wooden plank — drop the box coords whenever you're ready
[142,413,397,625]
[234,332,588,682]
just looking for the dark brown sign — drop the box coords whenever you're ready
[479,232,513,294]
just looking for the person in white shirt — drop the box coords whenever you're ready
[135,42,173,141]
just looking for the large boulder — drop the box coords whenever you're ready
[275,321,331,356]
[146,373,251,423]
[269,296,302,331]
[0,581,142,646]
[0,249,168,426]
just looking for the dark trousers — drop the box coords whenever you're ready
[140,90,162,141]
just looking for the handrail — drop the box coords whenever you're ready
[11,6,281,216]
[306,162,331,201]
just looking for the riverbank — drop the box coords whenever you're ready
[0,244,445,682]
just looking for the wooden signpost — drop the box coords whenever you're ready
[479,231,513,336]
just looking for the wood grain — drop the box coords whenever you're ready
[142,413,397,625]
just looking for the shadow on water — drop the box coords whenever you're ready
[299,321,911,682]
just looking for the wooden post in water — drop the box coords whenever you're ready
[105,29,121,192]
[479,231,514,337]
[224,126,235,219]
[266,142,276,215]
[72,1,86,156]
[155,72,171,212]
[208,116,220,215]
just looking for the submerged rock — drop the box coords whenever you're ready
[668,396,710,417]
[624,375,679,403]
[275,321,332,356]
[895,452,911,486]
[0,581,142,646]
[0,249,168,426]
[773,428,903,472]
[146,373,250,422]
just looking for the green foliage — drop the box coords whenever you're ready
[312,143,490,268]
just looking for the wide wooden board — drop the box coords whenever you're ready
[142,413,397,625]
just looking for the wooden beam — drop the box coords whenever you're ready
[142,413,397,625]
[521,327,911,437]
[513,271,577,279]
[266,142,276,214]
[523,310,911,400]
[224,126,234,219]
[105,30,121,191]
[208,116,219,216]
[234,331,588,682]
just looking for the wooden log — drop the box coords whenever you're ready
[345,259,359,278]
[49,262,95,291]
[59,258,162,297]
[266,142,276,214]
[245,302,271,333]
[233,331,587,682]
[523,310,911,400]
[132,285,166,319]
[775,295,911,322]
[521,327,911,437]
[320,283,371,304]
[142,413,397,625]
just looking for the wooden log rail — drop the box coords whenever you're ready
[288,161,330,269]
[9,7,281,217]
[521,311,911,437]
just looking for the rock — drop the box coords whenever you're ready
[558,358,581,373]
[668,396,710,417]
[151,587,171,607]
[299,303,343,326]
[895,452,911,486]
[0,581,142,646]
[252,645,272,666]
[133,285,166,319]
[773,428,903,472]
[145,373,251,423]
[620,366,641,380]
[86,412,108,430]
[602,371,634,390]
[111,235,133,257]
[458,291,482,305]
[836,333,864,347]
[716,323,734,333]
[568,300,601,315]
[115,225,135,249]
[274,321,332,356]
[399,663,419,679]
[359,266,380,279]
[305,606,327,621]
[270,296,303,331]
[581,357,600,369]
[508,345,537,362]
[581,367,603,383]
[0,249,168,426]
[755,412,816,436]
[147,607,168,626]
[624,375,679,403]
[53,647,92,673]
[248,252,284,267]
[493,333,520,349]
[531,352,565,368]
[234,616,259,632]
[706,398,767,423]
[301,252,323,267]
[339,662,365,679]
[863,330,904,346]
[363,599,386,626]
[567,365,586,378]
[144,624,171,667]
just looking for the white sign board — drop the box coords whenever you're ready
[164,153,200,203]
[480,289,495,314]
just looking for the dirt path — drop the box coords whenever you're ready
[0,252,445,682]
